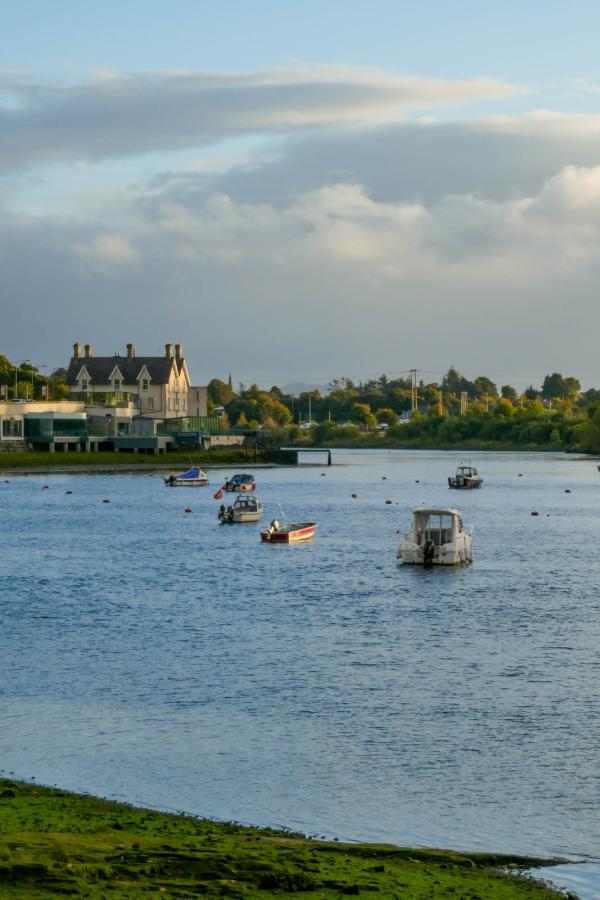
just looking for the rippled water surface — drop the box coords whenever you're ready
[1,450,600,896]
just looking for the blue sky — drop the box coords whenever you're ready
[2,2,600,387]
[5,0,600,94]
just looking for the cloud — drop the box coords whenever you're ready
[2,161,600,385]
[192,111,600,208]
[0,66,524,173]
[73,233,140,268]
[3,65,600,387]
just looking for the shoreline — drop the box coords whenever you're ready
[0,776,572,898]
[0,444,595,475]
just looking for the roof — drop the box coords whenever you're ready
[413,508,462,517]
[67,356,184,386]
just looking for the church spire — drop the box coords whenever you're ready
[228,371,233,390]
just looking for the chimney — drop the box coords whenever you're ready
[127,342,136,359]
[165,343,173,359]
[175,343,183,361]
[73,341,82,360]
[84,343,93,359]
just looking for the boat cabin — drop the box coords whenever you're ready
[448,464,482,489]
[234,495,260,513]
[413,508,464,547]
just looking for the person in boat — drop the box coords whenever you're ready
[266,519,280,537]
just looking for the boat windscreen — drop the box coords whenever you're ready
[414,512,455,545]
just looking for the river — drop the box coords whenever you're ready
[1,450,599,897]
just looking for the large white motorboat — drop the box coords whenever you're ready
[397,507,473,566]
[218,494,263,524]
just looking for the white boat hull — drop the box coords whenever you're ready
[231,510,262,523]
[398,539,473,566]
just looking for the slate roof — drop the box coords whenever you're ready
[67,356,184,386]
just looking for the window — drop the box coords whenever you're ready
[81,379,88,391]
[142,378,149,391]
[147,397,154,409]
[114,379,121,391]
[2,419,23,437]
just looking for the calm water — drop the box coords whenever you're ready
[1,450,599,897]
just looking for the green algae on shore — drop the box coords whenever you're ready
[0,778,571,898]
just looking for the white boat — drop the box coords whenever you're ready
[448,464,483,489]
[397,507,473,566]
[164,466,209,487]
[218,494,263,523]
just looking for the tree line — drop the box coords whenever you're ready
[207,367,600,453]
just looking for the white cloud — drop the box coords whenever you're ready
[73,233,139,268]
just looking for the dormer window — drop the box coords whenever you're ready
[114,379,121,391]
[81,379,88,391]
[142,378,149,391]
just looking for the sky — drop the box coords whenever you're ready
[2,0,600,389]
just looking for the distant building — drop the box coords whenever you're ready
[66,341,207,419]
[0,342,210,453]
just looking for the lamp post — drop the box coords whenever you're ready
[13,360,30,399]
[37,366,47,401]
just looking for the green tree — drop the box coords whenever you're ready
[208,378,234,406]
[376,408,398,425]
[501,384,517,402]
[349,402,372,425]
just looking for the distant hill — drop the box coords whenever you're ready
[282,382,329,395]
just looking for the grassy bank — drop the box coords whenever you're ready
[0,449,263,470]
[0,778,568,898]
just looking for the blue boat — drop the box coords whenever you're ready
[164,466,209,487]
[224,473,256,492]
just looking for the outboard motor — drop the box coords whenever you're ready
[423,539,436,565]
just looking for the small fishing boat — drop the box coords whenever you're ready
[224,473,256,492]
[397,508,473,566]
[260,519,318,543]
[218,494,263,524]
[448,464,482,489]
[164,466,209,487]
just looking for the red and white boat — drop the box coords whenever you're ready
[260,519,318,543]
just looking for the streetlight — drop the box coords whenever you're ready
[13,360,30,399]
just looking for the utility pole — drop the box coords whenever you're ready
[410,369,418,416]
[437,390,443,416]
[460,391,468,415]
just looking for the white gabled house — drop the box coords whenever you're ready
[67,341,206,419]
